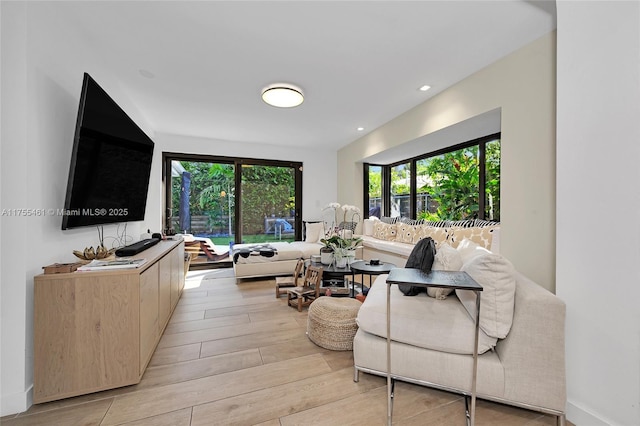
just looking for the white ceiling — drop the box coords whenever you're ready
[59,1,556,150]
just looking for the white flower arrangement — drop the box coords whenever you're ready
[321,203,362,238]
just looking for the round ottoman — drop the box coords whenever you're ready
[307,297,362,351]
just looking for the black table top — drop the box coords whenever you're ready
[349,260,396,275]
[386,268,482,291]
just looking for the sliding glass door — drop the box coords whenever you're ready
[167,159,236,245]
[163,153,302,245]
[241,164,296,243]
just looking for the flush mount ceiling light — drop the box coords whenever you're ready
[261,84,304,108]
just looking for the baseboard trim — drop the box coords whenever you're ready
[0,384,32,417]
[566,401,610,426]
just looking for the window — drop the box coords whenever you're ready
[390,163,411,218]
[364,134,500,221]
[163,153,302,244]
[366,165,382,218]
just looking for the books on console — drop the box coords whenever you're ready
[77,258,147,271]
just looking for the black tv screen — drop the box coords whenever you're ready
[61,73,154,230]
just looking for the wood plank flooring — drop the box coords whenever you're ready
[2,268,567,425]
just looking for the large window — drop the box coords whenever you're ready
[364,134,500,221]
[163,153,302,244]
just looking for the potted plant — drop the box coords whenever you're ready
[320,235,363,268]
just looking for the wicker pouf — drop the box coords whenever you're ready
[307,297,362,351]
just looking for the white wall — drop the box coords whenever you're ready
[1,2,29,416]
[556,2,640,425]
[338,32,557,293]
[0,3,337,416]
[0,2,153,415]
[148,133,337,234]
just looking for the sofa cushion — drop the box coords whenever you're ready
[427,243,464,300]
[356,275,498,354]
[373,221,397,241]
[457,254,516,339]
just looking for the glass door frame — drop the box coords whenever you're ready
[162,152,303,242]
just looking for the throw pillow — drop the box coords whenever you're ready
[427,243,463,300]
[373,222,397,241]
[413,225,449,246]
[304,222,324,243]
[448,225,499,249]
[473,219,500,227]
[456,253,516,339]
[362,218,375,236]
[456,238,491,264]
[380,216,398,224]
[396,222,418,244]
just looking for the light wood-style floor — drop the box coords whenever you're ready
[3,268,567,425]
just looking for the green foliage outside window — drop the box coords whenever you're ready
[416,141,500,221]
[172,162,295,235]
[241,165,295,235]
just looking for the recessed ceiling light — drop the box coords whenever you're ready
[419,85,431,92]
[357,127,365,131]
[261,84,304,108]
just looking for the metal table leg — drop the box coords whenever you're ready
[387,282,392,425]
[468,289,481,426]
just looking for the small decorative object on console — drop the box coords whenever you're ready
[73,245,116,260]
[72,227,116,260]
[42,262,84,274]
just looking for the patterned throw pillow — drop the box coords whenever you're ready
[448,226,499,249]
[473,219,500,227]
[422,220,449,228]
[373,222,397,241]
[397,217,424,225]
[396,222,419,243]
[447,219,476,228]
[413,225,449,247]
[380,216,399,224]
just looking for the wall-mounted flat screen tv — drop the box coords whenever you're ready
[61,73,154,230]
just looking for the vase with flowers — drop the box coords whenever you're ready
[321,203,362,239]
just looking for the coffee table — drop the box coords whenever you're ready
[306,260,358,297]
[385,268,483,426]
[349,260,396,296]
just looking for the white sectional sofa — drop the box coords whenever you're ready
[353,217,567,425]
[232,241,322,278]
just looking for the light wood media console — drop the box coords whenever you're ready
[33,239,185,403]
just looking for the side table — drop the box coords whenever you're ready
[385,268,483,426]
[349,260,396,297]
